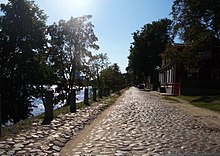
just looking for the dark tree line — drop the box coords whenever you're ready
[101,63,125,90]
[127,0,220,85]
[166,0,220,68]
[0,0,48,123]
[127,19,172,85]
[0,0,125,124]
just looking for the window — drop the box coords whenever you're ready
[187,68,198,79]
[204,48,212,59]
[212,69,220,80]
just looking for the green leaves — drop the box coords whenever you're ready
[0,0,100,123]
[169,0,220,68]
[171,0,220,43]
[127,19,172,84]
[101,63,124,89]
[87,53,109,87]
[47,15,99,105]
[0,0,48,123]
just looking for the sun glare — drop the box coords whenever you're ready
[72,0,92,10]
[54,0,99,18]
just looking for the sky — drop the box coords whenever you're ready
[0,0,174,73]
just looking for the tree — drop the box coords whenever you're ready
[48,15,99,104]
[169,0,220,68]
[172,0,220,43]
[127,19,172,85]
[127,32,143,84]
[101,63,125,90]
[0,0,48,123]
[88,53,109,97]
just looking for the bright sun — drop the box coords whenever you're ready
[72,0,92,9]
[57,0,96,16]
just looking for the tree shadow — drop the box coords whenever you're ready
[192,96,219,103]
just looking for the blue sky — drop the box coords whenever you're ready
[1,0,174,73]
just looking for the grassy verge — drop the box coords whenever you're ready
[0,102,87,140]
[0,92,122,140]
[177,95,220,112]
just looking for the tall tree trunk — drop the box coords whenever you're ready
[10,36,18,123]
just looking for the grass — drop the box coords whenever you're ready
[0,102,87,140]
[0,92,122,140]
[177,95,220,112]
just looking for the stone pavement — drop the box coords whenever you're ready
[1,87,220,156]
[62,87,220,156]
[0,99,112,155]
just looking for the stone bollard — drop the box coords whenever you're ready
[70,89,76,113]
[84,87,89,105]
[107,88,110,96]
[93,87,97,101]
[98,87,103,99]
[112,87,115,93]
[0,94,1,137]
[103,88,108,97]
[41,90,53,125]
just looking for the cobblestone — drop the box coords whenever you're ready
[65,87,220,155]
[0,99,112,155]
[1,87,220,155]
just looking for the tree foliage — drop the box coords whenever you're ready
[101,63,125,89]
[172,0,220,43]
[0,0,48,123]
[87,53,109,98]
[88,53,109,84]
[127,18,172,84]
[47,15,99,104]
[168,0,220,68]
[0,1,100,124]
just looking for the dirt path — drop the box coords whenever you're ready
[61,104,114,155]
[60,90,127,156]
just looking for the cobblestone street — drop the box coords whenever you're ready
[61,87,220,156]
[1,87,220,155]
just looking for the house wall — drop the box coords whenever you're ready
[159,66,180,95]
[197,46,220,80]
[181,80,220,95]
[159,44,220,95]
[159,67,175,85]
